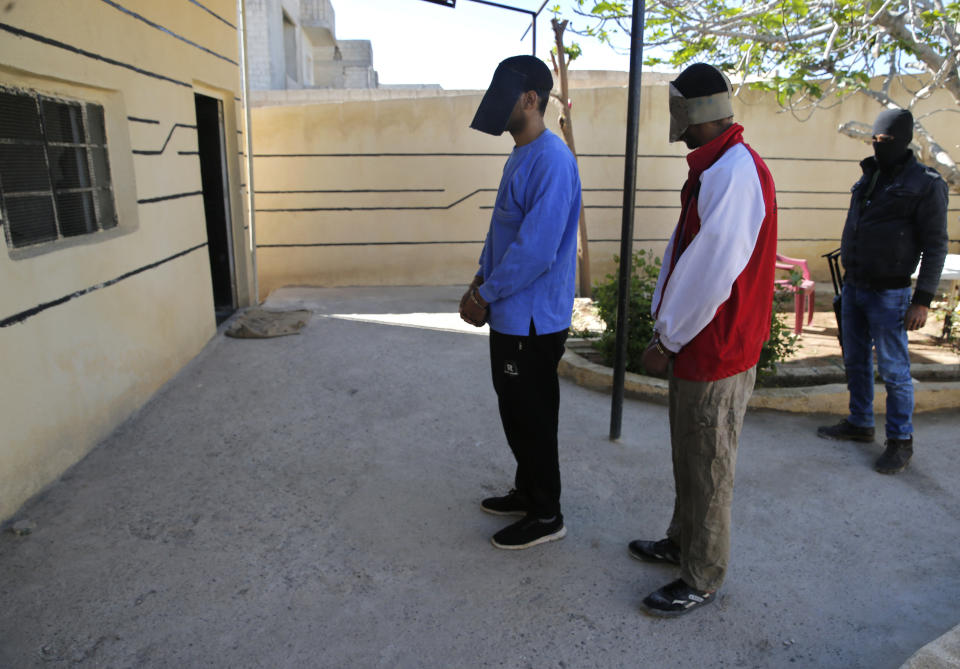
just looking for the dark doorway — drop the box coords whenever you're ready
[194,93,236,325]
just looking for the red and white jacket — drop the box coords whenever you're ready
[652,123,777,382]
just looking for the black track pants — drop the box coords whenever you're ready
[488,323,568,519]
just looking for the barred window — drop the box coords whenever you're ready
[0,87,117,249]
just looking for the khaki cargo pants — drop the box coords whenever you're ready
[666,364,756,592]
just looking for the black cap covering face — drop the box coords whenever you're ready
[872,108,913,169]
[470,56,553,136]
[667,63,733,143]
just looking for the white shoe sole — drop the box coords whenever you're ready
[490,526,567,550]
[480,505,527,517]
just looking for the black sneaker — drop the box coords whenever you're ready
[641,578,715,618]
[491,514,566,550]
[875,437,913,474]
[628,538,681,565]
[817,419,875,443]
[480,489,528,516]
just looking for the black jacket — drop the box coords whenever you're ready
[841,152,949,306]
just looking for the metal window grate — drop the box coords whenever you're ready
[0,87,118,249]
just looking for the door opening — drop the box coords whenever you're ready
[194,93,236,325]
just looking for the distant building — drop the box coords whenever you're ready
[245,0,379,90]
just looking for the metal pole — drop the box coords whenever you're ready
[464,0,533,14]
[519,1,549,55]
[237,0,258,304]
[609,0,646,440]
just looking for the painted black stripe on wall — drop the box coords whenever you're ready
[258,239,670,249]
[254,191,857,214]
[100,0,238,65]
[259,237,960,249]
[259,241,482,248]
[256,188,496,213]
[138,190,203,204]
[132,123,197,155]
[128,116,160,124]
[255,152,509,158]
[0,243,207,328]
[253,151,861,163]
[583,187,851,195]
[471,205,853,211]
[576,154,861,163]
[256,188,446,194]
[188,0,236,29]
[0,22,191,88]
[254,188,946,213]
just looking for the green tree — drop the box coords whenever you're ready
[564,0,960,190]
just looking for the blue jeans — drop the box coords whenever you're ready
[841,283,913,439]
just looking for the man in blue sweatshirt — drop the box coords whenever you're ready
[459,55,583,550]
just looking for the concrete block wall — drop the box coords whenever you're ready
[249,84,959,298]
[338,39,373,65]
[299,0,335,28]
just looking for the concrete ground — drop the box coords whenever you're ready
[1,286,958,669]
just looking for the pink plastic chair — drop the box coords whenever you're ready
[775,253,816,334]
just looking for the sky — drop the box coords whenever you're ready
[332,0,637,90]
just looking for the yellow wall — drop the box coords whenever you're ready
[0,0,254,521]
[251,82,958,297]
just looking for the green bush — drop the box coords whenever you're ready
[758,287,800,382]
[591,249,798,380]
[591,249,661,374]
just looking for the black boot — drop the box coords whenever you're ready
[875,437,913,474]
[817,419,875,443]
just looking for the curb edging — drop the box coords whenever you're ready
[559,350,960,413]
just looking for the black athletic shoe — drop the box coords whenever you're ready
[491,514,566,550]
[641,578,715,618]
[875,437,913,474]
[628,538,681,565]
[480,489,529,516]
[817,419,875,443]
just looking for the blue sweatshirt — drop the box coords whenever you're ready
[476,129,582,336]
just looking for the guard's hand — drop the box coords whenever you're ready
[905,304,928,331]
[459,287,489,327]
[641,336,672,378]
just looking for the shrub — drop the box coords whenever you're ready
[591,249,661,374]
[758,287,800,382]
[591,249,798,381]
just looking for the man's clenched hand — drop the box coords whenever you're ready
[905,304,928,331]
[459,281,489,327]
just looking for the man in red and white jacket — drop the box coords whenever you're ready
[629,63,778,618]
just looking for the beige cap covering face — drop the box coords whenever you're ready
[668,68,734,143]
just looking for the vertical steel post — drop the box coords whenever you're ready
[609,0,646,440]
[237,0,258,305]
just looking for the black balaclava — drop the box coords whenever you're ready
[872,108,913,170]
[470,56,553,136]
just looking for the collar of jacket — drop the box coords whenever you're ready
[859,150,915,179]
[686,123,745,179]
